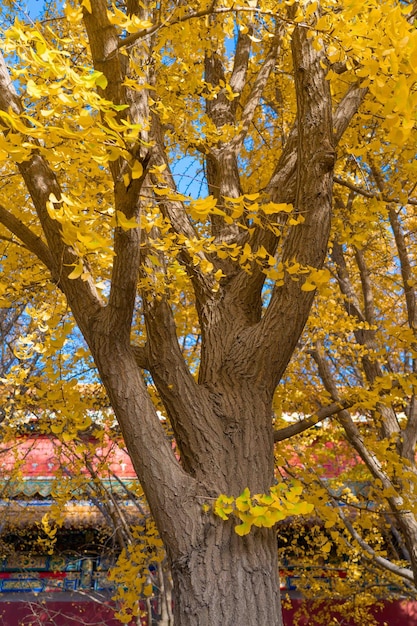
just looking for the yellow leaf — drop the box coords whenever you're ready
[115,211,139,230]
[125,16,153,34]
[48,192,60,204]
[321,541,332,554]
[144,584,153,596]
[81,0,92,13]
[262,202,293,215]
[131,160,144,179]
[305,1,318,19]
[26,79,42,98]
[150,163,167,174]
[235,521,252,536]
[301,281,316,291]
[67,262,84,280]
[189,196,218,218]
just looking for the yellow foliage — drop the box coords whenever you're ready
[214,483,314,536]
[1,0,417,618]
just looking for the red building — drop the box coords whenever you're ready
[0,434,415,625]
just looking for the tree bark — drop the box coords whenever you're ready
[171,519,280,626]
[94,335,282,624]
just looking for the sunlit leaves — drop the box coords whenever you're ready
[214,483,314,536]
[109,521,164,624]
[107,3,152,33]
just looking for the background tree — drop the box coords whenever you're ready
[275,108,417,615]
[0,1,415,624]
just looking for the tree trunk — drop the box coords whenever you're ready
[89,334,283,625]
[171,519,281,626]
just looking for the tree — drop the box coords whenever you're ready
[0,1,415,623]
[274,127,417,612]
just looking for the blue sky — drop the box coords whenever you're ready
[26,1,47,17]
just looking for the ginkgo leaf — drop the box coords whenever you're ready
[26,79,43,98]
[262,202,293,215]
[115,211,139,230]
[301,281,316,291]
[81,0,92,14]
[131,160,143,179]
[67,262,84,280]
[234,522,252,536]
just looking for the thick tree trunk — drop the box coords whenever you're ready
[89,335,283,625]
[171,519,281,626]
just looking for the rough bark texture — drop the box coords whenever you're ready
[171,521,280,626]
[0,3,367,624]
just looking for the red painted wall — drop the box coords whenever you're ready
[0,599,416,625]
[283,599,417,625]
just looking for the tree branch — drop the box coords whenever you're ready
[0,51,103,326]
[142,295,221,476]
[256,21,334,385]
[149,115,215,298]
[233,44,368,324]
[0,204,55,274]
[322,479,415,584]
[229,28,252,114]
[82,1,151,337]
[386,206,417,333]
[331,242,401,438]
[334,175,417,206]
[333,83,368,143]
[273,400,352,442]
[385,196,417,462]
[310,343,405,512]
[229,30,281,152]
[355,247,376,326]
[131,344,149,370]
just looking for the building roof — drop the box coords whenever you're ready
[0,433,138,499]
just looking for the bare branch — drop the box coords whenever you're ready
[333,83,368,143]
[229,31,281,153]
[273,400,352,442]
[334,175,417,206]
